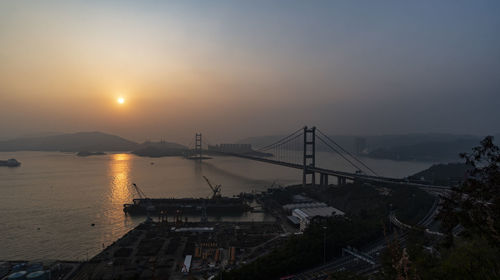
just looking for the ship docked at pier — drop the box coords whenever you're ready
[123,197,251,215]
[123,178,252,215]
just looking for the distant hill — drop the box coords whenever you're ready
[238,133,488,162]
[408,162,471,186]
[367,139,480,162]
[136,140,187,150]
[0,132,62,141]
[131,141,188,157]
[0,132,139,152]
[362,133,480,150]
[237,135,367,153]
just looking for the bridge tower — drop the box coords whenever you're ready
[195,133,202,160]
[302,126,316,187]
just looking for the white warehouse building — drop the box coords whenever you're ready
[292,206,345,231]
[283,202,327,213]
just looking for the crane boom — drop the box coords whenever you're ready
[131,183,147,199]
[203,176,216,192]
[202,176,222,199]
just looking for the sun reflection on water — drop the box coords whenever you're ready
[100,153,138,247]
[109,153,133,204]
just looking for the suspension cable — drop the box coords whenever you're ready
[256,127,304,151]
[317,129,378,176]
[272,132,304,161]
[203,136,213,147]
[316,134,365,173]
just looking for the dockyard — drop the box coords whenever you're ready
[68,219,283,280]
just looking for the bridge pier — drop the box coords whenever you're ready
[319,173,329,186]
[303,173,316,187]
[337,176,347,186]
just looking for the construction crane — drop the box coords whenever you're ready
[203,176,221,200]
[131,183,148,199]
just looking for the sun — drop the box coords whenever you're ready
[117,97,125,104]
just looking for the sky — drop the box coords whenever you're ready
[1,0,499,143]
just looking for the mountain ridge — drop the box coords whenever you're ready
[0,131,138,152]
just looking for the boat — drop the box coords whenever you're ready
[123,197,251,215]
[0,159,21,167]
[123,179,252,215]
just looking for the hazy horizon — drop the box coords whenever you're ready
[1,1,499,143]
[1,129,496,146]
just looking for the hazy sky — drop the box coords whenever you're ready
[1,1,499,143]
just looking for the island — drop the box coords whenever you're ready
[131,140,188,157]
[76,151,106,157]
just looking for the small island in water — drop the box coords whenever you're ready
[0,158,21,167]
[76,151,106,157]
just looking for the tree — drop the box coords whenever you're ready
[439,136,500,248]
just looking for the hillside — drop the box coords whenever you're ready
[367,139,479,161]
[131,141,188,157]
[0,132,139,152]
[238,133,483,159]
[408,162,471,186]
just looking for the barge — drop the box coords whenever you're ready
[123,197,251,215]
[123,178,252,215]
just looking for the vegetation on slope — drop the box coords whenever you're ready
[222,215,383,280]
[222,181,434,279]
[376,136,500,279]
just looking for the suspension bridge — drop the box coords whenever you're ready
[187,126,450,191]
[183,127,450,279]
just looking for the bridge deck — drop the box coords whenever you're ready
[210,151,450,190]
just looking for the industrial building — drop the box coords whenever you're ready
[283,202,327,213]
[290,206,345,231]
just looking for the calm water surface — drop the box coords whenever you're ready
[0,151,433,260]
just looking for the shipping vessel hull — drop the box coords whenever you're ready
[123,198,251,215]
